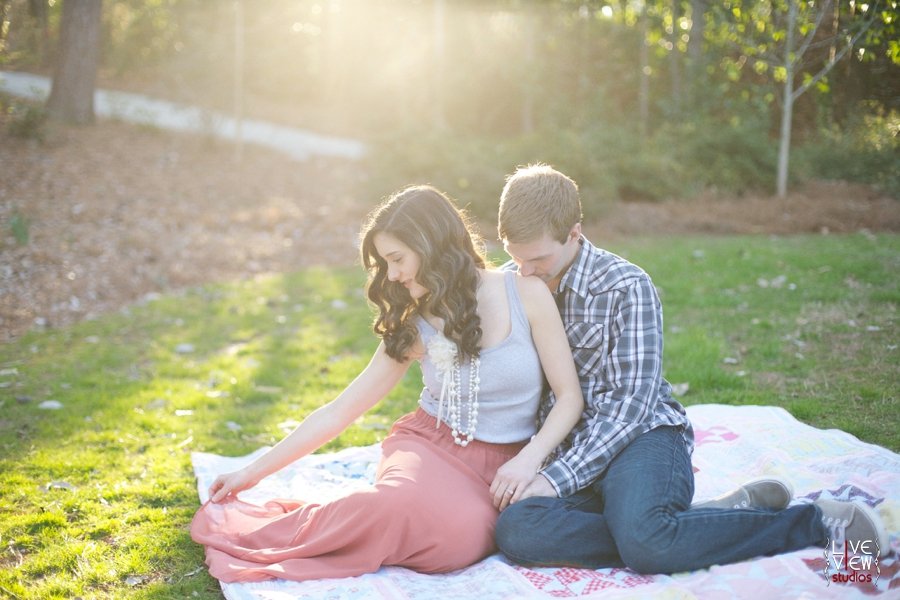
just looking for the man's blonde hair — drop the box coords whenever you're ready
[498,163,583,243]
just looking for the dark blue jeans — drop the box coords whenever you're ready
[495,426,827,574]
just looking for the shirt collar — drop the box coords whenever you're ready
[556,236,595,298]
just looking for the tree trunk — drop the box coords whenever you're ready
[686,0,705,103]
[233,0,244,162]
[638,12,650,136]
[46,0,103,124]
[28,0,50,65]
[776,81,794,198]
[521,11,536,135]
[577,4,590,124]
[0,1,11,53]
[432,0,447,130]
[776,0,798,198]
[669,0,682,116]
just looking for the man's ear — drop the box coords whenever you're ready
[568,222,582,242]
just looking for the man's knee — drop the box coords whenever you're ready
[495,498,555,562]
[610,517,675,574]
[617,542,670,574]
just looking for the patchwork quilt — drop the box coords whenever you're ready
[192,404,900,599]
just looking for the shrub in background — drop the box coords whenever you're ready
[365,118,778,221]
[362,131,506,221]
[795,105,900,198]
[10,210,30,246]
[675,116,779,196]
[4,96,48,141]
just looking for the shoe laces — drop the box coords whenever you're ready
[822,515,850,544]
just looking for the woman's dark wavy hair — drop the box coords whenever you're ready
[360,185,487,362]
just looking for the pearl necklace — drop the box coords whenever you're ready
[427,332,481,446]
[448,352,480,446]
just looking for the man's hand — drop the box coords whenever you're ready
[511,473,558,504]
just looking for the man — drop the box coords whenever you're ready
[494,163,888,573]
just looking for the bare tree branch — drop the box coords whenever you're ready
[792,0,880,101]
[793,0,833,61]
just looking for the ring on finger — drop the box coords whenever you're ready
[504,489,514,495]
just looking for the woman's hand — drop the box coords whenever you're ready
[490,452,543,511]
[208,468,260,503]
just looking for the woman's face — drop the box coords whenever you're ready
[373,232,428,299]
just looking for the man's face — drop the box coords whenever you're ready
[503,224,581,290]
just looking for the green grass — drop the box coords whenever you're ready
[617,234,898,447]
[0,233,897,598]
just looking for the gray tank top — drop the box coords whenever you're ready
[416,271,543,443]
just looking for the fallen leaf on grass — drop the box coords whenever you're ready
[145,398,167,410]
[223,342,248,356]
[756,275,788,289]
[7,542,25,567]
[253,385,283,395]
[241,433,275,444]
[42,481,77,492]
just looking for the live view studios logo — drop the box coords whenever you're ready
[824,538,881,586]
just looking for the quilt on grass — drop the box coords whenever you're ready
[192,404,900,599]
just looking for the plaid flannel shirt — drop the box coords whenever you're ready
[508,237,693,497]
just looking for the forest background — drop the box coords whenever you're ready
[2,0,898,210]
[4,0,898,342]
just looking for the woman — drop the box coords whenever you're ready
[190,185,583,582]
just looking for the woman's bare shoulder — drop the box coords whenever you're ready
[512,274,556,322]
[513,273,552,298]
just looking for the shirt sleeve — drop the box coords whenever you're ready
[541,277,666,497]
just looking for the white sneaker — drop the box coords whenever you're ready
[816,499,890,555]
[692,477,794,510]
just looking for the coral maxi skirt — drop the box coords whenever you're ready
[190,408,527,583]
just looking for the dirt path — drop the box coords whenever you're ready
[0,70,365,160]
[2,119,898,343]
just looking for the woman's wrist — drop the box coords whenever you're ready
[240,463,265,485]
[517,440,550,469]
